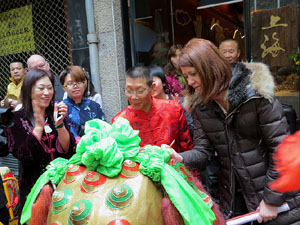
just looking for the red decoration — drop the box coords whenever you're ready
[122,160,139,171]
[108,219,130,225]
[81,172,107,193]
[271,131,300,192]
[63,164,86,184]
[120,160,140,179]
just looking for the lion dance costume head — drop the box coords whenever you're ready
[22,118,225,225]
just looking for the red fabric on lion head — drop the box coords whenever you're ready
[271,131,300,192]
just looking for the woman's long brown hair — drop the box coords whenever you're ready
[179,38,232,104]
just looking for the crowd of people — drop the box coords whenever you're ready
[0,37,299,225]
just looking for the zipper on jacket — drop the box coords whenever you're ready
[214,100,235,215]
[224,120,235,215]
[225,96,262,120]
[224,96,262,215]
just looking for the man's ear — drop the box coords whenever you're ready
[150,82,155,94]
[46,61,50,71]
[151,82,156,89]
[237,49,241,58]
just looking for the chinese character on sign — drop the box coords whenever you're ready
[260,15,287,58]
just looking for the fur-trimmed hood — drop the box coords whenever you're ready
[183,62,275,111]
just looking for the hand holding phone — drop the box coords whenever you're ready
[56,110,63,121]
[56,101,63,121]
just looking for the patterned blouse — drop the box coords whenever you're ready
[64,97,105,138]
[6,109,75,190]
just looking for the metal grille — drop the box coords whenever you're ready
[0,0,71,98]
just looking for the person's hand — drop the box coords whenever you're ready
[161,143,183,163]
[0,100,4,107]
[171,93,180,103]
[54,101,67,125]
[170,148,183,163]
[32,99,45,128]
[161,143,175,154]
[257,200,278,223]
[10,100,18,108]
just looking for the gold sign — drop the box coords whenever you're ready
[251,3,298,66]
[260,16,287,59]
[0,5,35,56]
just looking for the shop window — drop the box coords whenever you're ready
[129,0,245,66]
[128,0,299,130]
[129,0,172,67]
[67,0,90,72]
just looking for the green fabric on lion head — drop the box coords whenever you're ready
[21,117,215,225]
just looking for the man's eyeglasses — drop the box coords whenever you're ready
[125,88,148,96]
[64,81,85,89]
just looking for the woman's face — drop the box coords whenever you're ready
[31,76,54,109]
[180,66,201,93]
[152,76,165,98]
[63,74,86,103]
[171,49,180,68]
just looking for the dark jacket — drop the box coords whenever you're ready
[6,109,75,193]
[0,176,7,208]
[181,62,300,224]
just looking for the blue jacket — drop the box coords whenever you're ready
[64,97,105,137]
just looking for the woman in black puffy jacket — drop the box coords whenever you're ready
[171,38,300,225]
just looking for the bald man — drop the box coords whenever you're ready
[27,54,64,101]
[219,38,240,63]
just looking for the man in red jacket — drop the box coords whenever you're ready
[112,66,193,153]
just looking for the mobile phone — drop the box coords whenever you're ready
[56,101,63,121]
[56,111,63,121]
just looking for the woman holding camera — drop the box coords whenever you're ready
[6,69,75,214]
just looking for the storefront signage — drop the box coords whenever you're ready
[260,16,287,59]
[251,3,298,67]
[0,5,35,56]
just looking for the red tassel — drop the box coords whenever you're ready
[270,131,300,192]
[30,184,53,225]
[161,170,226,225]
[161,196,185,225]
[190,171,226,225]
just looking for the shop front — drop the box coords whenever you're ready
[125,0,299,128]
